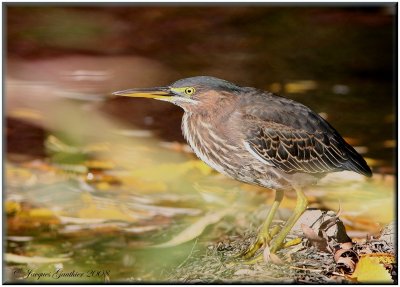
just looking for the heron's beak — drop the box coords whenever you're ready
[112,87,173,100]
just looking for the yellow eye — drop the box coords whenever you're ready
[184,87,195,96]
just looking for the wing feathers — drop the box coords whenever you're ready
[245,124,368,175]
[240,90,372,177]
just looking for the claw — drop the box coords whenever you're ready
[238,225,281,259]
[241,235,268,259]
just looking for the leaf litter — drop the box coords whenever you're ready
[168,207,396,283]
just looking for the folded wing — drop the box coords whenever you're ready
[240,90,372,177]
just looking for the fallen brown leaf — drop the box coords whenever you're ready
[334,248,358,273]
[339,242,353,250]
[301,223,329,252]
[337,256,356,273]
[263,244,284,265]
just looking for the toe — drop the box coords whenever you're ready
[241,236,268,259]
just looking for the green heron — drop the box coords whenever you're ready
[113,76,372,260]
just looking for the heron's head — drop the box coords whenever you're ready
[112,76,241,112]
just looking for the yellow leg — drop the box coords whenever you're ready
[243,188,308,264]
[269,188,308,253]
[241,189,284,259]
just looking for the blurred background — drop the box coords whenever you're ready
[5,4,396,283]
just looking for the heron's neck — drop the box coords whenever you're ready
[179,96,238,119]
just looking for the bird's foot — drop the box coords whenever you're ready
[240,235,269,259]
[238,235,295,265]
[239,236,285,265]
[268,238,284,254]
[239,225,281,259]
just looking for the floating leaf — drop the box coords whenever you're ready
[58,216,108,224]
[6,253,70,264]
[153,208,231,248]
[29,208,56,218]
[382,140,395,148]
[285,80,317,94]
[77,193,137,222]
[128,202,201,217]
[5,201,21,215]
[84,160,115,170]
[7,236,33,242]
[7,167,37,187]
[121,177,168,192]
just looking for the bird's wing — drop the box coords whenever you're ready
[244,121,348,174]
[240,90,372,176]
